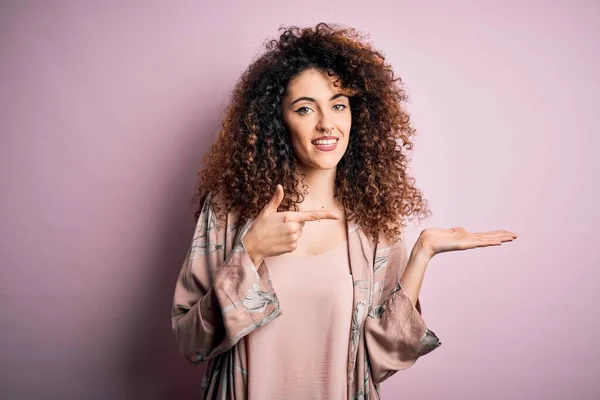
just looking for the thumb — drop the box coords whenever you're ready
[262,184,284,216]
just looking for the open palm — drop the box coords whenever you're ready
[420,227,517,257]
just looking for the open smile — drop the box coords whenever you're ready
[311,138,339,152]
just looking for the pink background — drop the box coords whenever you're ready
[1,1,598,399]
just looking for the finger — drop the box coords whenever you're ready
[482,233,517,242]
[289,230,302,242]
[479,238,503,246]
[286,221,304,233]
[474,231,516,240]
[479,242,502,248]
[288,241,299,252]
[284,210,340,222]
[262,184,284,216]
[476,230,518,238]
[473,231,503,236]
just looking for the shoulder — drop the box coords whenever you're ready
[198,190,244,234]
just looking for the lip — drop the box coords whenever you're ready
[311,136,339,141]
[311,137,339,152]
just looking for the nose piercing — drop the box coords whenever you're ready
[324,128,332,136]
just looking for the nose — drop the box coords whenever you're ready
[316,110,334,133]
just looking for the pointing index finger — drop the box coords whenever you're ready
[285,210,340,222]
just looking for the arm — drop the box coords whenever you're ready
[364,231,442,383]
[170,192,282,365]
[398,239,433,310]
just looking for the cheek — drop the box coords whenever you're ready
[343,114,352,132]
[333,111,352,135]
[290,133,312,158]
[286,120,313,145]
[285,127,306,158]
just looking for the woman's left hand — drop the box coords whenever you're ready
[418,227,518,258]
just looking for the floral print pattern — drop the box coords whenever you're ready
[171,192,441,399]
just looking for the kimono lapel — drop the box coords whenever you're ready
[346,218,375,387]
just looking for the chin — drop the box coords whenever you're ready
[297,159,339,172]
[313,159,342,170]
[296,149,346,171]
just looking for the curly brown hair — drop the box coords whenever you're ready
[192,22,431,243]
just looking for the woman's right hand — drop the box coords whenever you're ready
[242,184,340,266]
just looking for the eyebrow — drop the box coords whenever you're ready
[289,93,348,106]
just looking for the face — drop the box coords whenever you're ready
[282,68,352,173]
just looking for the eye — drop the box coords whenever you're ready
[295,106,313,115]
[333,104,347,111]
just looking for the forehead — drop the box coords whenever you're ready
[286,68,342,96]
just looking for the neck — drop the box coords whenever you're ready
[294,165,342,212]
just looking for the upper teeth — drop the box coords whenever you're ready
[313,139,337,145]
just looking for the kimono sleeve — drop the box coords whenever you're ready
[364,231,442,383]
[170,192,282,365]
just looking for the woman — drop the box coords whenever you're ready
[171,23,517,399]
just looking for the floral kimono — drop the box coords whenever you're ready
[171,192,442,399]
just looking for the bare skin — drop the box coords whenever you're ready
[280,68,351,257]
[241,67,518,307]
[400,228,518,307]
[242,184,341,266]
[245,68,352,260]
